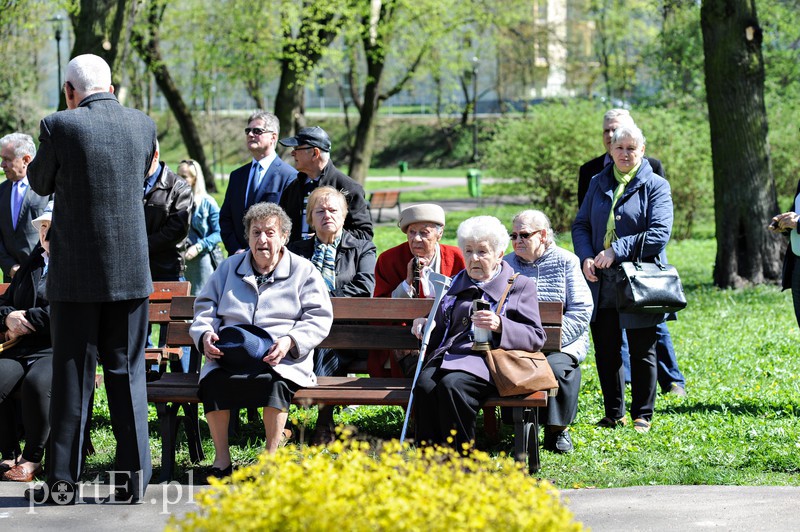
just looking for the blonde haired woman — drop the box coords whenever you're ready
[177,159,221,295]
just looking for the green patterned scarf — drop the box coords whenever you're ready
[604,163,641,248]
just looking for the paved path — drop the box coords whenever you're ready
[2,483,799,530]
[561,485,800,531]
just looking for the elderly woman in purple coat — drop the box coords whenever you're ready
[411,215,546,449]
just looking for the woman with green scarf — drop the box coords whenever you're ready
[572,124,674,434]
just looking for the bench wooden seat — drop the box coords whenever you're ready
[149,296,562,480]
[369,190,401,222]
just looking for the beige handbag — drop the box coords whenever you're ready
[483,274,558,397]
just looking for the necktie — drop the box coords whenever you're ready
[247,162,262,206]
[11,181,23,230]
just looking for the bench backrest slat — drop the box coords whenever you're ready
[165,297,563,353]
[150,281,191,302]
[369,190,400,209]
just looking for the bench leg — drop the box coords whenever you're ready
[512,406,528,464]
[156,402,179,483]
[181,403,205,464]
[526,408,541,474]
[511,407,541,474]
[483,406,500,444]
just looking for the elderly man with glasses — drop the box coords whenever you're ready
[278,126,373,244]
[219,111,297,255]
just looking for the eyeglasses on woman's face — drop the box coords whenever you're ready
[509,230,541,241]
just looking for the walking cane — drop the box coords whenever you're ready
[399,271,452,444]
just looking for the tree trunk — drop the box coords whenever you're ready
[273,6,343,148]
[701,0,783,287]
[274,57,307,147]
[132,0,215,191]
[349,58,384,185]
[67,0,136,110]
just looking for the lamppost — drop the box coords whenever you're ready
[48,15,64,106]
[471,56,479,162]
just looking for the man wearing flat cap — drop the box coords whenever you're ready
[374,204,464,298]
[278,126,373,243]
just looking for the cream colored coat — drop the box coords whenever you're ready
[190,248,333,387]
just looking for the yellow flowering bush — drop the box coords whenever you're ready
[169,436,584,531]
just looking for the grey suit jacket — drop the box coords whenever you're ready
[0,180,50,277]
[27,92,156,302]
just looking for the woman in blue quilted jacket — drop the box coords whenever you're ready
[506,210,593,453]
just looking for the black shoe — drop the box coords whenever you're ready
[543,429,573,453]
[207,464,233,480]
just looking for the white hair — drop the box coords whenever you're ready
[0,133,36,159]
[512,209,555,246]
[65,54,112,93]
[611,124,646,149]
[457,216,509,255]
[604,108,633,124]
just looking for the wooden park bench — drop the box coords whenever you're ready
[147,297,563,480]
[145,281,192,369]
[369,190,401,222]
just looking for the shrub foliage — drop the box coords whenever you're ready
[483,100,717,239]
[169,438,584,531]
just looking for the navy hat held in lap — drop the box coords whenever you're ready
[215,324,274,374]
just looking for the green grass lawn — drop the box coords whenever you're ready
[83,181,800,488]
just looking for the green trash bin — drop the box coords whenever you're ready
[467,168,482,198]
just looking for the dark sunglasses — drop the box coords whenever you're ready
[180,159,197,167]
[244,127,273,136]
[509,231,539,241]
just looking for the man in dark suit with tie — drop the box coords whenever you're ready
[578,108,687,397]
[0,133,51,281]
[219,111,297,254]
[26,54,155,504]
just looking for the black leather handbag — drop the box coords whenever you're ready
[616,232,687,314]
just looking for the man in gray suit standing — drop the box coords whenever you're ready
[26,54,155,504]
[0,133,51,281]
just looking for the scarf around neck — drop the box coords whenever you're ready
[604,163,640,248]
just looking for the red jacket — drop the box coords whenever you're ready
[374,242,465,297]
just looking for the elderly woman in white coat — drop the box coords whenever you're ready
[505,210,593,453]
[190,203,333,478]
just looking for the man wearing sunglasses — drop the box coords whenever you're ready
[577,108,687,398]
[278,126,373,244]
[219,111,297,255]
